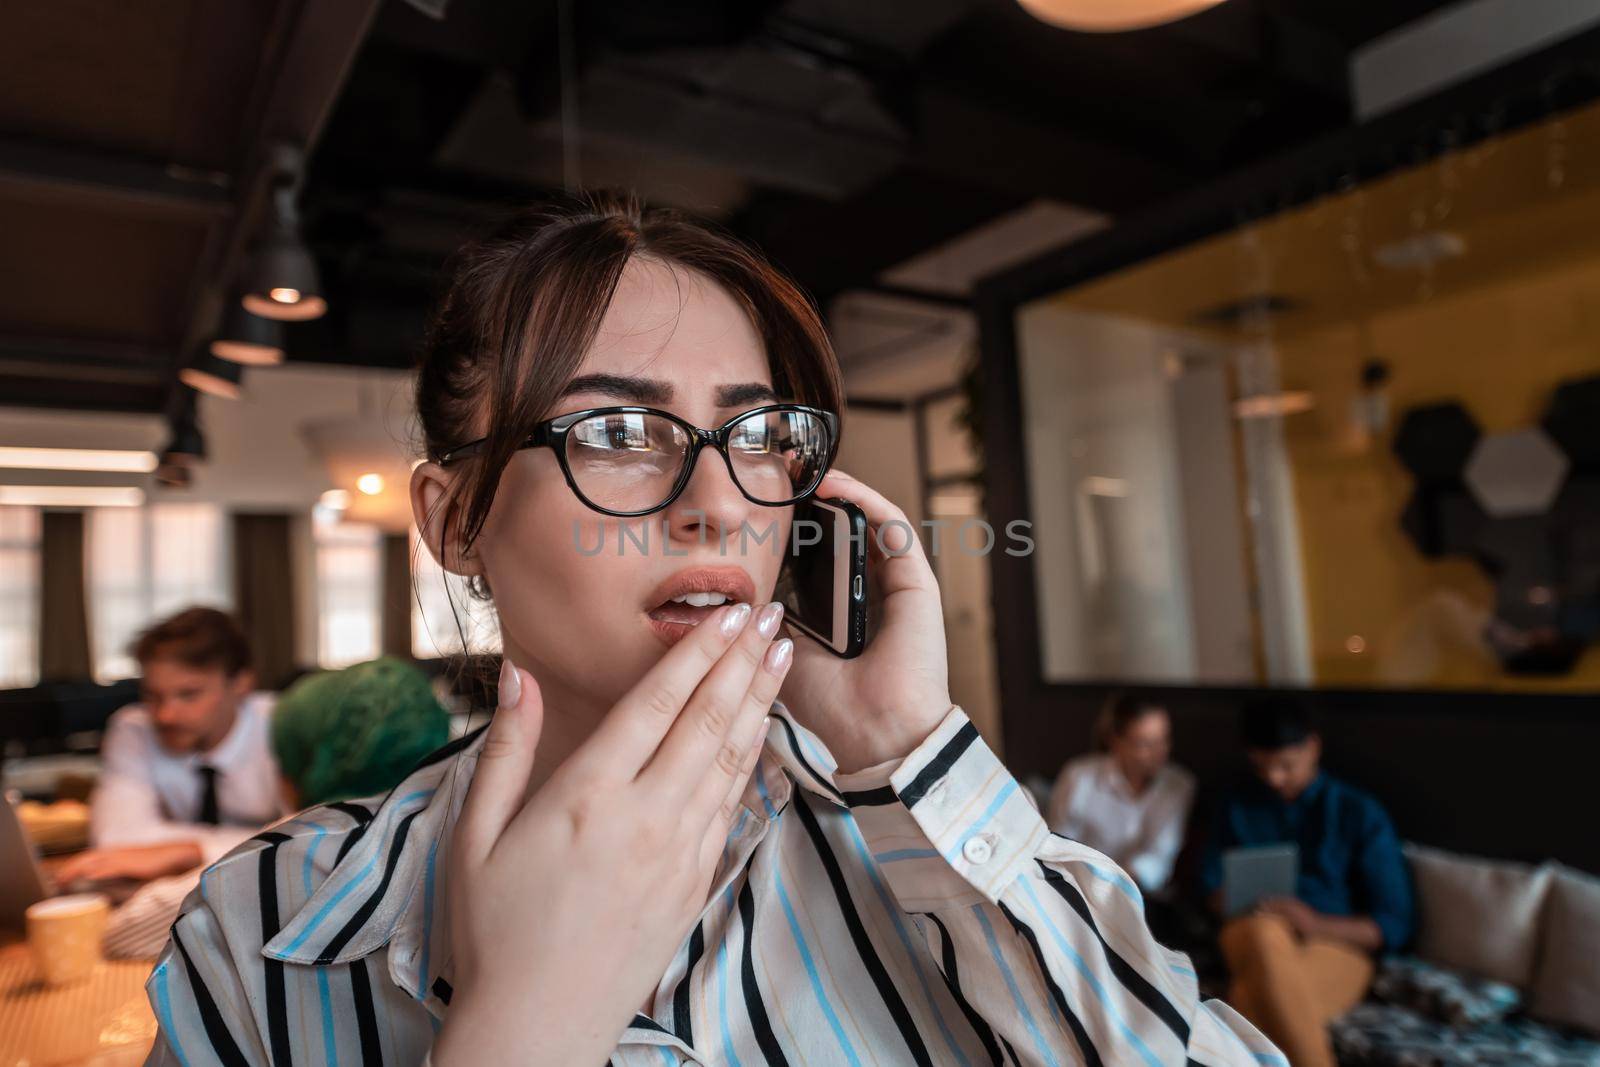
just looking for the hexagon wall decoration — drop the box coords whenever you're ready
[1464,429,1569,518]
[1394,374,1600,675]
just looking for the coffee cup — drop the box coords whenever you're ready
[26,892,109,986]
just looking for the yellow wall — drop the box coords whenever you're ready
[1279,258,1600,690]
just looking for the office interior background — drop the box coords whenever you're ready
[2,1,1600,1064]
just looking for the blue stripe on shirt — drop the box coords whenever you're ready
[974,904,1061,1067]
[945,780,1019,863]
[1018,877,1164,1067]
[282,790,431,955]
[152,963,192,1067]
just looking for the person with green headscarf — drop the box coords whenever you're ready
[271,656,452,809]
[96,656,452,958]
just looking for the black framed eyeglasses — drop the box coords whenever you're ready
[436,404,840,517]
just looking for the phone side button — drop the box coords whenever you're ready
[853,573,864,600]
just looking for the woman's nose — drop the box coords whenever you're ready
[663,446,756,547]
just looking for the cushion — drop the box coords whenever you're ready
[1530,865,1600,1037]
[1406,844,1552,987]
[1372,956,1522,1028]
[1331,1002,1600,1067]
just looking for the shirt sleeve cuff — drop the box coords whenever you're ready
[834,705,1049,911]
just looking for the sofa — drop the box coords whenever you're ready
[1330,845,1600,1067]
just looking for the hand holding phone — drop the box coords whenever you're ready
[773,468,952,774]
[779,497,869,658]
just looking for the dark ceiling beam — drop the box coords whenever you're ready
[0,375,167,414]
[168,0,385,416]
[0,337,170,410]
[0,336,171,367]
[915,83,1187,212]
[0,139,232,221]
[1159,4,1351,106]
[858,283,971,309]
[733,168,1030,305]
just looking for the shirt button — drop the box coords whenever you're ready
[962,835,993,865]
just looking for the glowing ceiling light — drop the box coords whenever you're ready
[1015,0,1227,33]
[356,473,385,496]
[0,486,145,507]
[0,447,158,473]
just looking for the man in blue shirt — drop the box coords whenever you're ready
[1201,697,1414,1067]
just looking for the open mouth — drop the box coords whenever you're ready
[644,566,757,643]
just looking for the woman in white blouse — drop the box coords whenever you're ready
[1047,694,1196,896]
[145,193,1278,1066]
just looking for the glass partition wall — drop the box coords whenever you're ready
[1014,98,1600,692]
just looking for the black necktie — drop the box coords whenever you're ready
[197,765,220,826]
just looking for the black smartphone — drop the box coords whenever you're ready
[779,496,868,658]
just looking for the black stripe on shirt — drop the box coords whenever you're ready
[925,912,1005,1066]
[897,722,978,808]
[672,920,706,1045]
[350,958,384,1067]
[1035,860,1190,1045]
[773,713,845,802]
[998,901,1103,1067]
[328,800,377,865]
[793,791,934,1067]
[630,1014,672,1036]
[172,927,251,1067]
[408,722,489,774]
[318,808,426,964]
[332,802,377,865]
[840,784,898,808]
[327,801,376,826]
[257,832,294,1067]
[736,878,792,1067]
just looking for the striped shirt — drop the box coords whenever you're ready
[144,703,1284,1066]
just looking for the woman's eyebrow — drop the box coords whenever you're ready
[560,373,672,403]
[559,375,777,408]
[717,382,778,407]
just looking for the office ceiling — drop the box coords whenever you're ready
[0,0,1470,414]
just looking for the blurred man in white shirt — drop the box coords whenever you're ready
[56,607,282,886]
[1046,693,1194,895]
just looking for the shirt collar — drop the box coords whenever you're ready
[262,700,833,1000]
[191,692,268,772]
[1296,771,1328,806]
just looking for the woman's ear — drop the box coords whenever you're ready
[411,461,485,578]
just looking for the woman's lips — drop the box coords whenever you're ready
[646,602,727,646]
[643,566,757,646]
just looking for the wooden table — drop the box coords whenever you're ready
[0,940,155,1067]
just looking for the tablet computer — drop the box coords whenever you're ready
[1222,843,1299,917]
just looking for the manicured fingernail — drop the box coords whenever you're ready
[498,658,521,709]
[720,602,752,638]
[764,638,793,674]
[756,601,785,638]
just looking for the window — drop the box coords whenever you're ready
[314,513,381,668]
[410,526,501,658]
[0,506,41,688]
[88,504,230,682]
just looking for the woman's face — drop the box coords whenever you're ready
[1110,709,1171,782]
[473,257,792,711]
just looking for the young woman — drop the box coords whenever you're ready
[1046,695,1195,897]
[145,194,1280,1066]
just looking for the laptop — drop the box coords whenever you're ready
[0,797,50,931]
[1222,843,1299,917]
